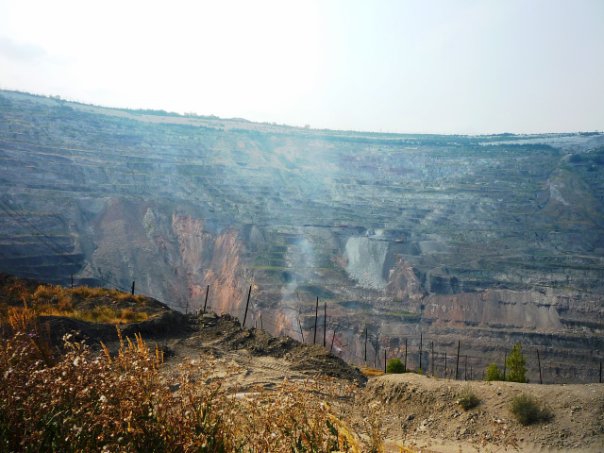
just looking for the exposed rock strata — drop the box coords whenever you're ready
[0,91,603,382]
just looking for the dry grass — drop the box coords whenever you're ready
[38,305,149,324]
[1,282,156,326]
[0,326,364,452]
[360,366,385,377]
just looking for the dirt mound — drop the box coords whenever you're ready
[286,344,367,384]
[193,312,366,384]
[358,373,604,452]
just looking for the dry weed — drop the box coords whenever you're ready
[0,327,363,452]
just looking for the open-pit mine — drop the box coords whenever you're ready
[1,90,603,382]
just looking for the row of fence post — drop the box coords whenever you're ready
[194,284,603,384]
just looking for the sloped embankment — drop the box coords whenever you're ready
[359,373,604,452]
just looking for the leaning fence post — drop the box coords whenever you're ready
[431,341,434,376]
[297,316,305,344]
[242,285,252,328]
[131,280,135,295]
[537,349,543,384]
[203,285,210,313]
[323,302,327,347]
[419,332,423,371]
[313,297,319,344]
[455,340,461,380]
[364,327,368,363]
[503,352,507,381]
[464,355,468,380]
[330,324,338,353]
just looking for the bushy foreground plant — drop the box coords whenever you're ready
[457,384,480,410]
[510,394,553,426]
[386,358,406,373]
[0,327,361,452]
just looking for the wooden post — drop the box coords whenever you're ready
[330,325,338,353]
[404,338,408,371]
[455,340,461,380]
[323,302,327,347]
[70,274,74,289]
[313,297,319,345]
[600,360,602,383]
[419,332,423,371]
[444,352,447,378]
[260,314,263,331]
[537,349,543,384]
[297,316,305,344]
[464,355,468,380]
[470,366,473,380]
[384,349,387,374]
[203,285,210,314]
[364,327,368,363]
[242,285,252,328]
[131,281,135,295]
[503,352,507,381]
[431,341,434,376]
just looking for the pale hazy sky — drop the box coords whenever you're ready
[0,0,602,134]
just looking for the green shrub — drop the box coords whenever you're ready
[386,358,405,373]
[506,343,527,383]
[485,363,503,381]
[457,385,480,410]
[510,394,552,425]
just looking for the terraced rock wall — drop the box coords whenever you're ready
[1,90,603,381]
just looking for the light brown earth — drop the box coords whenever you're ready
[154,313,604,452]
[364,374,603,452]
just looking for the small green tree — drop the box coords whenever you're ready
[485,363,503,381]
[506,343,527,383]
[386,358,405,373]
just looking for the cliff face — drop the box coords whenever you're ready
[1,90,603,382]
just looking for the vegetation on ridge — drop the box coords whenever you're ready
[386,357,406,374]
[484,342,527,383]
[0,275,162,326]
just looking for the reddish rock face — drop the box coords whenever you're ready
[386,257,424,303]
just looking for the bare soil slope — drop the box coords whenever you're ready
[155,312,603,452]
[362,373,603,452]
